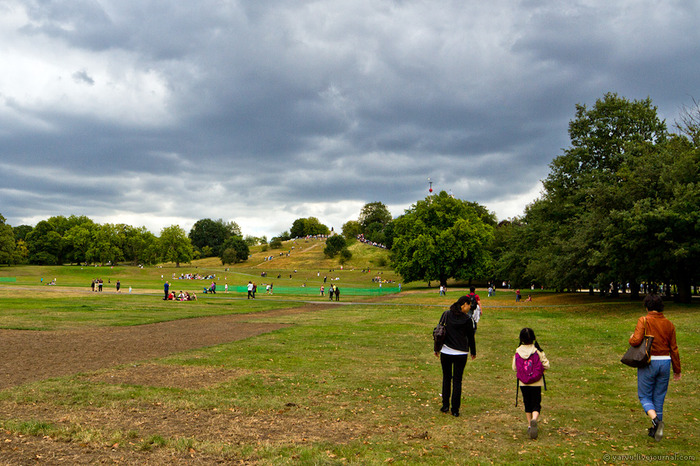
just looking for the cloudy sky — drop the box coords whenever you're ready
[1,0,699,238]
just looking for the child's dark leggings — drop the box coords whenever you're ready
[520,386,542,413]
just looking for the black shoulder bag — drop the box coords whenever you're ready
[433,312,448,353]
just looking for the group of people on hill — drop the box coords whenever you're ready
[356,234,387,249]
[173,272,216,280]
[434,291,681,441]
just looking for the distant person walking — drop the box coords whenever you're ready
[116,280,121,293]
[164,281,169,300]
[247,281,254,299]
[629,294,681,441]
[334,286,340,301]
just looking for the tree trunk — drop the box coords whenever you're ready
[675,277,692,304]
[630,280,640,300]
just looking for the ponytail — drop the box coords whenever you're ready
[519,327,544,351]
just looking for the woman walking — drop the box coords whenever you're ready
[434,295,476,417]
[629,294,681,441]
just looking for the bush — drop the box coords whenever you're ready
[339,248,352,264]
[324,235,346,258]
[219,236,249,264]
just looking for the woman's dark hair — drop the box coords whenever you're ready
[519,327,543,351]
[450,295,473,314]
[644,294,664,312]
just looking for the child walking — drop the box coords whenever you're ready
[513,328,550,439]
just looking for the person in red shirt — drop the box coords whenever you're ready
[629,294,682,442]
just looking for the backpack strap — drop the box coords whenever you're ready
[515,377,519,407]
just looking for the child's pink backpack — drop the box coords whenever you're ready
[515,351,545,384]
[515,351,547,406]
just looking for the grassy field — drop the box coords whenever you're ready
[0,244,697,464]
[0,237,402,296]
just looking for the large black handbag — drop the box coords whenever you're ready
[433,312,448,352]
[621,317,654,368]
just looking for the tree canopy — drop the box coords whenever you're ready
[220,236,250,264]
[496,93,700,301]
[323,235,347,258]
[159,225,193,268]
[289,217,330,238]
[390,191,494,287]
[0,215,18,265]
[189,218,241,257]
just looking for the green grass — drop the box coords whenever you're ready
[0,288,696,464]
[0,238,403,294]
[0,289,300,330]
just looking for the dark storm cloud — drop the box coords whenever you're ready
[1,0,699,236]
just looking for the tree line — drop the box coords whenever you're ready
[1,93,698,301]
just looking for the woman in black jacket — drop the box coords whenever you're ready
[434,295,477,417]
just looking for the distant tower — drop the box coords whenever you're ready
[428,177,433,193]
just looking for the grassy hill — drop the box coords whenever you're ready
[0,237,400,297]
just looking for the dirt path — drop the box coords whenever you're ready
[0,296,417,463]
[0,303,334,390]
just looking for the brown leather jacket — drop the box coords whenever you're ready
[629,311,681,374]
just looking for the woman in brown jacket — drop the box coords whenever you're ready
[629,294,681,442]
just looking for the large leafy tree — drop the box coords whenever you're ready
[341,220,362,240]
[26,220,64,264]
[0,215,17,265]
[220,236,249,264]
[159,225,193,267]
[517,94,666,291]
[358,202,392,229]
[289,217,330,238]
[13,225,33,242]
[503,93,700,301]
[64,221,98,264]
[86,224,125,265]
[189,218,241,257]
[118,225,159,265]
[356,201,394,245]
[390,191,494,287]
[603,134,700,301]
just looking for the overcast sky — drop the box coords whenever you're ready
[1,1,699,238]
